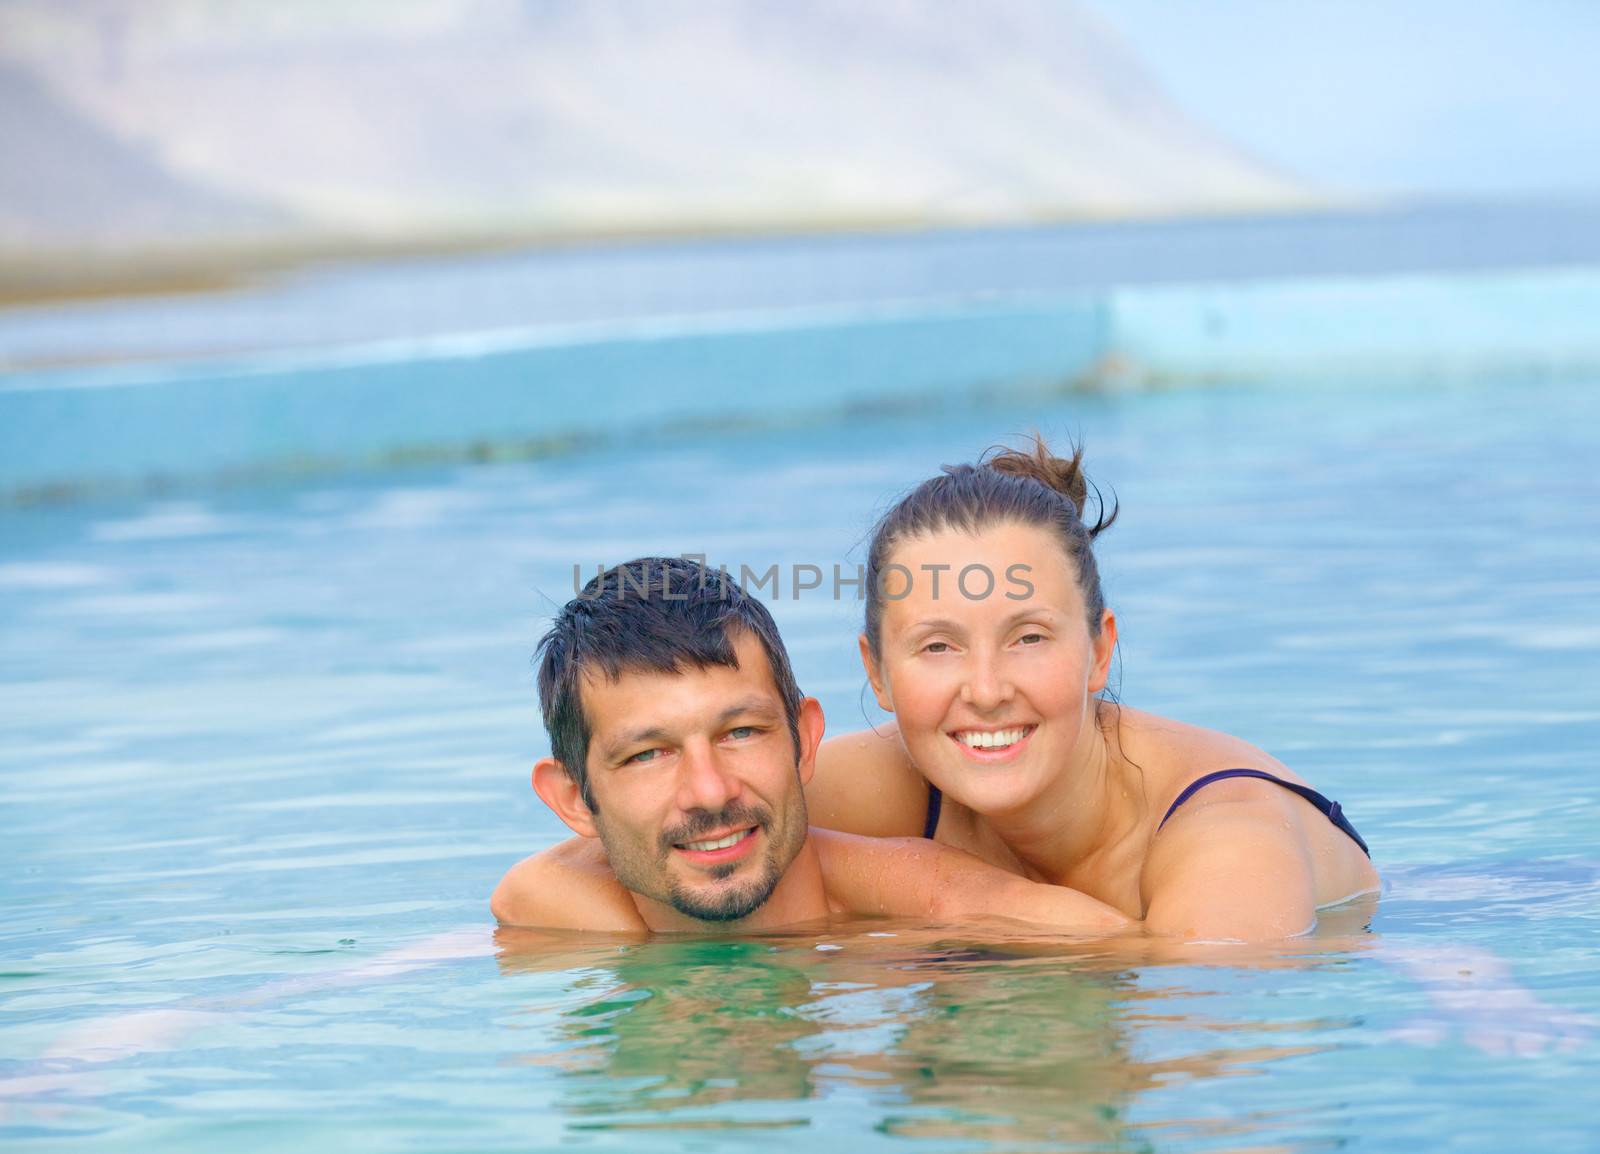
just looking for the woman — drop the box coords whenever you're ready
[805,436,1379,940]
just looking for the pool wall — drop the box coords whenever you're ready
[3,266,1598,502]
[1110,268,1600,383]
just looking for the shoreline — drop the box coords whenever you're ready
[0,198,1357,311]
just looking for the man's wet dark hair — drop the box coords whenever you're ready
[536,556,805,808]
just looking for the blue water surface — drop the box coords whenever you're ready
[2,250,1600,1151]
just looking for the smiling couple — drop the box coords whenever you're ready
[493,439,1378,941]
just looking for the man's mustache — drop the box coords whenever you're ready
[659,803,772,851]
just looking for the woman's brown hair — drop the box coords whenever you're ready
[863,434,1117,660]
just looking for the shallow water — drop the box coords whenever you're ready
[3,371,1599,1150]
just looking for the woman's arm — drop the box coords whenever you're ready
[805,724,931,838]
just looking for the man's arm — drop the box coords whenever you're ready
[813,830,1133,933]
[491,837,647,932]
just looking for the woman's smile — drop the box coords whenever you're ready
[868,521,1114,811]
[809,433,1382,939]
[949,724,1038,761]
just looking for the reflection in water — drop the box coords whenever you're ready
[496,921,1362,1148]
[560,938,823,1121]
[872,947,1140,1148]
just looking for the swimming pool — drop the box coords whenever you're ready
[3,261,1600,1148]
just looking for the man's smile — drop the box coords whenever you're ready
[673,825,760,864]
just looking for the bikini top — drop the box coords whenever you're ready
[922,767,1370,857]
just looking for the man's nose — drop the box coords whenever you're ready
[959,648,1014,712]
[675,739,740,813]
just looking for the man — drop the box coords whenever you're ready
[492,556,1130,934]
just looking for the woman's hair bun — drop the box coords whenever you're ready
[864,431,1119,655]
[978,433,1117,538]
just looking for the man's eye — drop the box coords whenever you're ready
[922,641,951,654]
[726,726,756,740]
[1017,632,1045,646]
[626,748,661,765]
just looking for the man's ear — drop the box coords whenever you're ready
[858,633,893,712]
[532,757,600,838]
[1088,609,1117,695]
[794,697,826,786]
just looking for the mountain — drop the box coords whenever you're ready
[0,64,281,249]
[0,0,1307,258]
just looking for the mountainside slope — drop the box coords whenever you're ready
[0,0,1306,255]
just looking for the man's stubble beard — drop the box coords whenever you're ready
[600,774,810,925]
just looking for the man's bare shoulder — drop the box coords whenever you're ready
[491,838,647,933]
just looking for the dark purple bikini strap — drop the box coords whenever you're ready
[1157,768,1371,857]
[922,783,943,840]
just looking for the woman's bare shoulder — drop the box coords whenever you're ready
[1120,705,1380,923]
[1107,704,1302,803]
[805,724,930,839]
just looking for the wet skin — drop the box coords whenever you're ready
[529,631,826,932]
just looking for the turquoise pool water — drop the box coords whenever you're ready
[4,210,1600,1151]
[4,371,1598,1151]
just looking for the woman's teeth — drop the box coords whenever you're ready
[956,727,1031,749]
[683,829,751,852]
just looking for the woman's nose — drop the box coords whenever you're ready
[959,651,1014,712]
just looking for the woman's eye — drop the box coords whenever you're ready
[922,641,951,654]
[1016,632,1045,646]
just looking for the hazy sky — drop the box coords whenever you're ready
[1080,0,1599,199]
